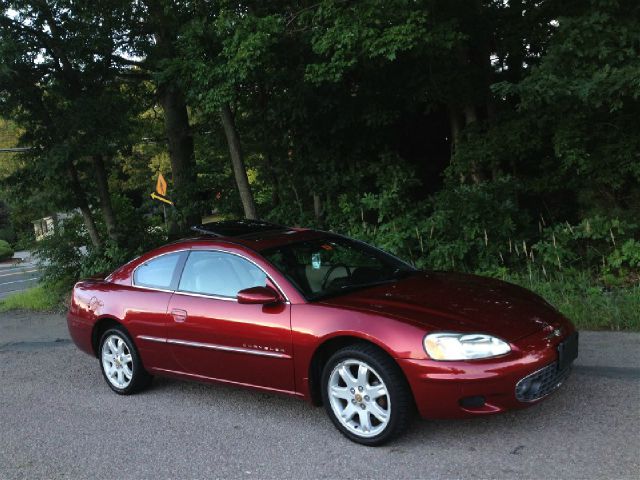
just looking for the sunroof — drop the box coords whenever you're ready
[191,220,288,238]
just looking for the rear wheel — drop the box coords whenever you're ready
[321,343,413,446]
[99,327,152,394]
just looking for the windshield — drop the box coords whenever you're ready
[261,236,417,300]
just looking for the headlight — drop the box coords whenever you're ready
[423,333,511,360]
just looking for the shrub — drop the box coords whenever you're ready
[0,239,13,261]
[34,211,165,290]
[505,271,640,331]
[0,226,16,244]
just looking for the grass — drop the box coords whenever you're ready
[506,273,640,331]
[0,284,63,312]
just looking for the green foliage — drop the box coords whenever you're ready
[531,217,640,279]
[0,0,638,329]
[603,239,640,282]
[34,213,163,289]
[0,200,15,243]
[33,216,89,286]
[326,174,525,272]
[0,284,62,312]
[492,0,640,214]
[421,179,524,271]
[305,1,455,83]
[329,157,426,264]
[0,238,13,260]
[506,272,640,331]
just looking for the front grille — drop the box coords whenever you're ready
[515,362,572,402]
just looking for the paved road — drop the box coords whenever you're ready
[0,311,638,479]
[0,254,41,300]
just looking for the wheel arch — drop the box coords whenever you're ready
[307,334,409,406]
[91,316,126,357]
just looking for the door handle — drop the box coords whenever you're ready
[171,308,188,323]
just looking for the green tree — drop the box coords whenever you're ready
[0,0,146,247]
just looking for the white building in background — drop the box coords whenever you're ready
[32,212,76,241]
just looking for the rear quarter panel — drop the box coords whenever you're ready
[68,280,174,370]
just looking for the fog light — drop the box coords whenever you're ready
[517,378,532,395]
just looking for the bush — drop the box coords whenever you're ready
[329,175,526,272]
[0,239,14,261]
[0,225,16,244]
[505,271,640,331]
[34,211,165,291]
[421,177,524,272]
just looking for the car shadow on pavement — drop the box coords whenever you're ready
[127,365,602,447]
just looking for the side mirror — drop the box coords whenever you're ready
[237,286,280,305]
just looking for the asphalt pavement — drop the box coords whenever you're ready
[0,252,41,300]
[0,311,638,479]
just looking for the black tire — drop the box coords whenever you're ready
[321,343,413,446]
[99,326,152,395]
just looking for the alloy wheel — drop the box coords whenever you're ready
[101,334,134,389]
[327,359,391,438]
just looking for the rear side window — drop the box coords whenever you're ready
[133,252,183,290]
[178,251,267,298]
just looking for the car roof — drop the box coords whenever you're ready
[178,220,327,252]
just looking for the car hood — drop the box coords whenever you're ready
[319,272,562,342]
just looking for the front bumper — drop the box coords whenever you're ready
[399,329,578,419]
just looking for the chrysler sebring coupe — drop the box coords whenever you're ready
[67,220,578,445]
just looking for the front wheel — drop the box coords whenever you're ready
[99,327,152,394]
[321,343,413,446]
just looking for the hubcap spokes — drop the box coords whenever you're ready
[102,335,133,389]
[328,359,390,438]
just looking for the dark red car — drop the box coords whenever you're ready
[68,220,578,445]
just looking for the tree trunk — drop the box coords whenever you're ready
[447,106,467,183]
[92,155,119,243]
[462,105,484,184]
[220,103,258,220]
[264,153,281,207]
[506,0,525,83]
[257,83,281,208]
[158,86,200,229]
[313,193,322,223]
[448,106,463,157]
[68,163,101,249]
[462,104,478,125]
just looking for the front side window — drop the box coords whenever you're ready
[178,251,267,298]
[261,236,416,300]
[133,252,182,290]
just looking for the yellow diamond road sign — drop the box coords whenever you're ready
[156,173,167,196]
[151,173,173,205]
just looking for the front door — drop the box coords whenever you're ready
[166,250,294,393]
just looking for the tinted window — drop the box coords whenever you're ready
[178,251,267,297]
[134,252,182,289]
[262,236,415,300]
